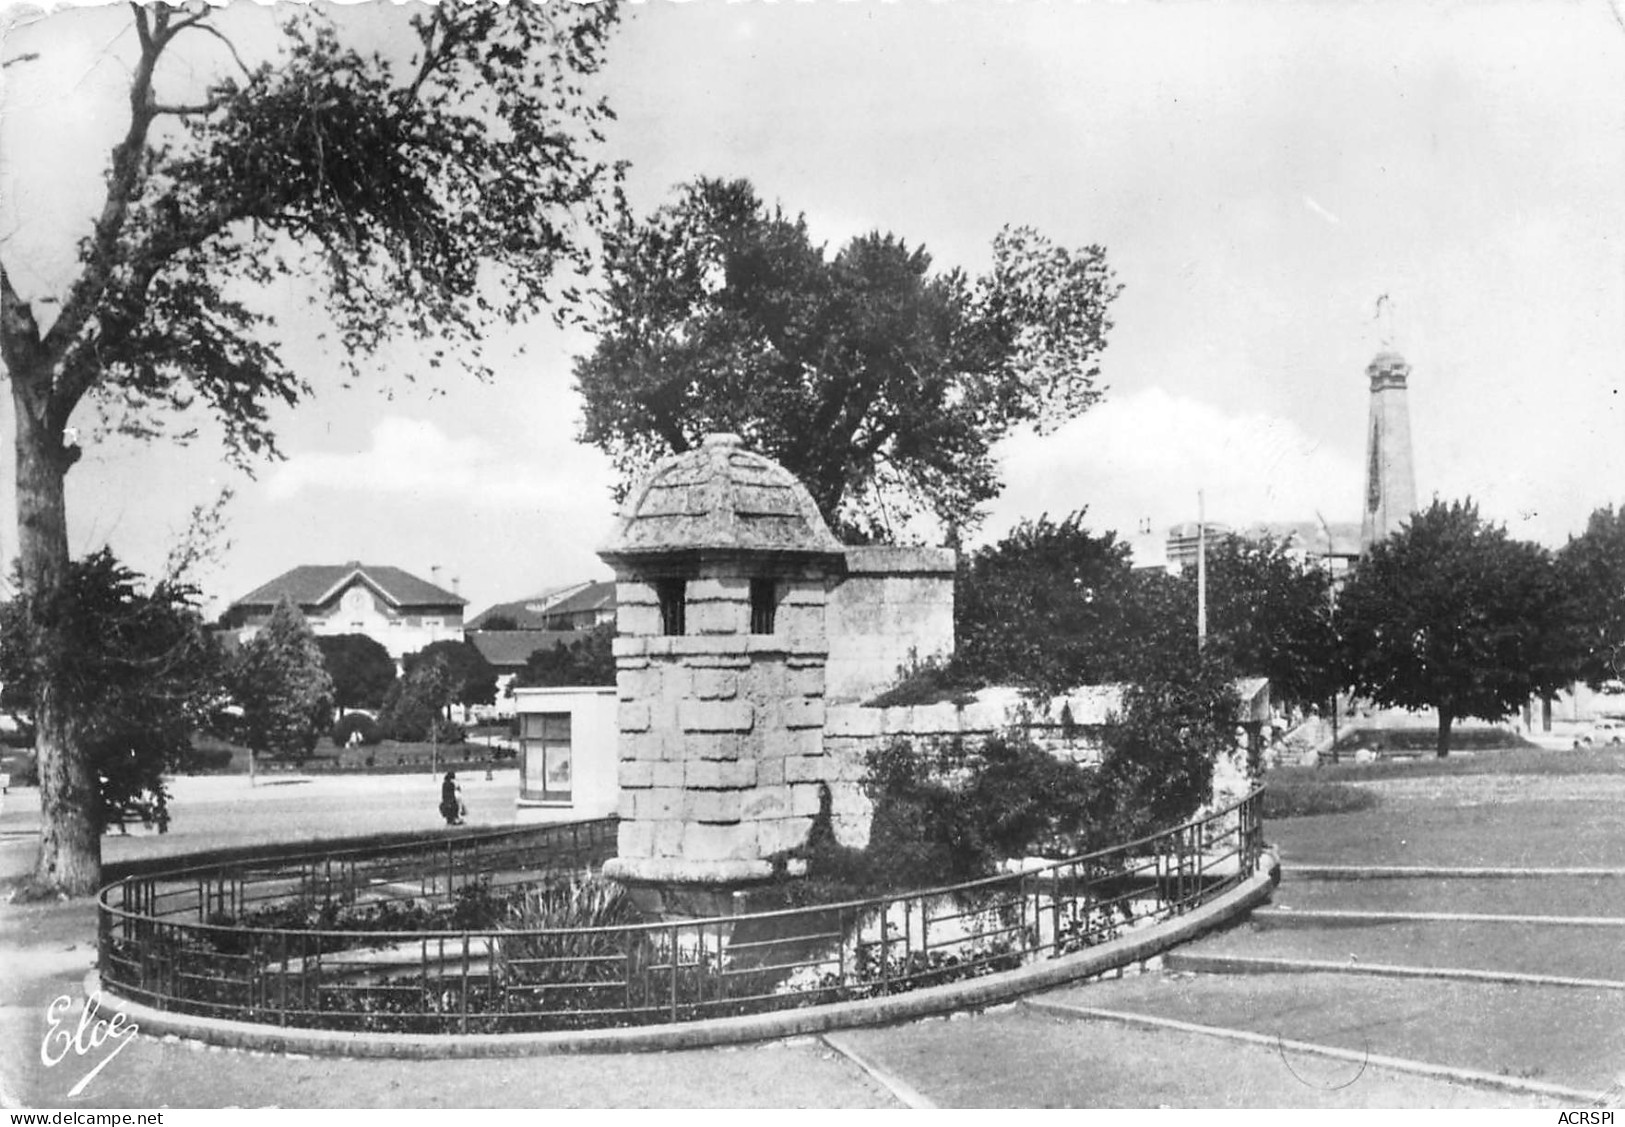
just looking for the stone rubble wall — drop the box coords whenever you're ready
[819,699,1109,850]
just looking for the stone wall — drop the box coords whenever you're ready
[818,682,1263,850]
[820,695,1109,849]
[824,546,956,703]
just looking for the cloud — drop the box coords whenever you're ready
[264,416,612,510]
[982,389,1363,545]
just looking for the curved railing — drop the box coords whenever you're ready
[98,790,1264,1035]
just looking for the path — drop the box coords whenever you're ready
[994,777,1625,1105]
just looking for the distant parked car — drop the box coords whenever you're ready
[1575,718,1625,747]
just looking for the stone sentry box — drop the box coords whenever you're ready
[598,434,849,895]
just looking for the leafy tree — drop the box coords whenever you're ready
[512,624,616,688]
[1556,504,1625,689]
[315,633,396,714]
[954,516,1340,710]
[575,178,1121,540]
[1091,650,1240,841]
[475,613,521,632]
[1183,536,1340,712]
[0,3,623,893]
[229,598,334,763]
[403,640,497,709]
[1337,499,1573,756]
[378,659,460,744]
[953,512,1140,694]
[0,551,223,841]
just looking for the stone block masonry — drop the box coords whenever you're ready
[605,573,837,888]
[596,435,966,894]
[825,546,956,703]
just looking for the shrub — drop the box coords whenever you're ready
[1090,652,1239,843]
[1333,727,1531,753]
[1261,781,1380,819]
[971,731,1096,858]
[864,657,981,708]
[794,732,1100,895]
[377,663,465,744]
[4,752,38,787]
[859,738,984,885]
[174,745,235,774]
[429,718,466,745]
[330,712,382,748]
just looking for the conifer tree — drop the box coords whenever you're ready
[230,598,334,763]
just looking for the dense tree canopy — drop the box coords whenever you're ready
[953,513,1140,695]
[378,659,460,744]
[0,3,625,893]
[949,514,1337,705]
[575,178,1121,540]
[0,551,223,834]
[1191,536,1340,712]
[512,625,616,689]
[1091,650,1241,840]
[403,640,497,709]
[229,599,334,762]
[1556,504,1625,690]
[315,633,397,713]
[1337,499,1573,756]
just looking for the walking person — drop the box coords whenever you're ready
[439,770,464,826]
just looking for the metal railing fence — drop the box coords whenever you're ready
[98,791,1263,1034]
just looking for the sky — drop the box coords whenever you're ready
[1,0,1622,619]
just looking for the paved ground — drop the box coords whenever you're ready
[3,767,1621,1107]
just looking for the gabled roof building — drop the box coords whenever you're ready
[220,562,466,660]
[467,580,617,633]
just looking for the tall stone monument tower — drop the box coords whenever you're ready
[598,433,847,905]
[1359,350,1417,553]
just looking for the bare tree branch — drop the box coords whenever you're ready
[38,24,165,387]
[152,99,229,116]
[178,19,256,81]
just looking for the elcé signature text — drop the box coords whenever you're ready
[40,991,140,1099]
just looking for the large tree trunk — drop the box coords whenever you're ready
[1436,705,1454,759]
[13,370,101,894]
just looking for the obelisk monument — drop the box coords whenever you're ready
[1359,349,1418,553]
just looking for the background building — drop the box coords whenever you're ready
[219,562,466,661]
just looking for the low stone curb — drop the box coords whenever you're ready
[1022,998,1611,1106]
[87,851,1279,1059]
[1254,907,1625,928]
[1288,865,1625,881]
[1165,951,1625,991]
[820,1031,938,1109]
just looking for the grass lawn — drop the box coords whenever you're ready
[1279,743,1625,784]
[1268,872,1625,916]
[1331,726,1537,754]
[1269,798,1625,868]
[1196,914,1625,982]
[1262,744,1625,820]
[184,731,516,776]
[831,1002,1556,1108]
[1057,971,1625,1094]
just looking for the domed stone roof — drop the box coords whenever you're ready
[599,434,846,562]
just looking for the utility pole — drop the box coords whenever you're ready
[1316,509,1340,763]
[1197,490,1208,652]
